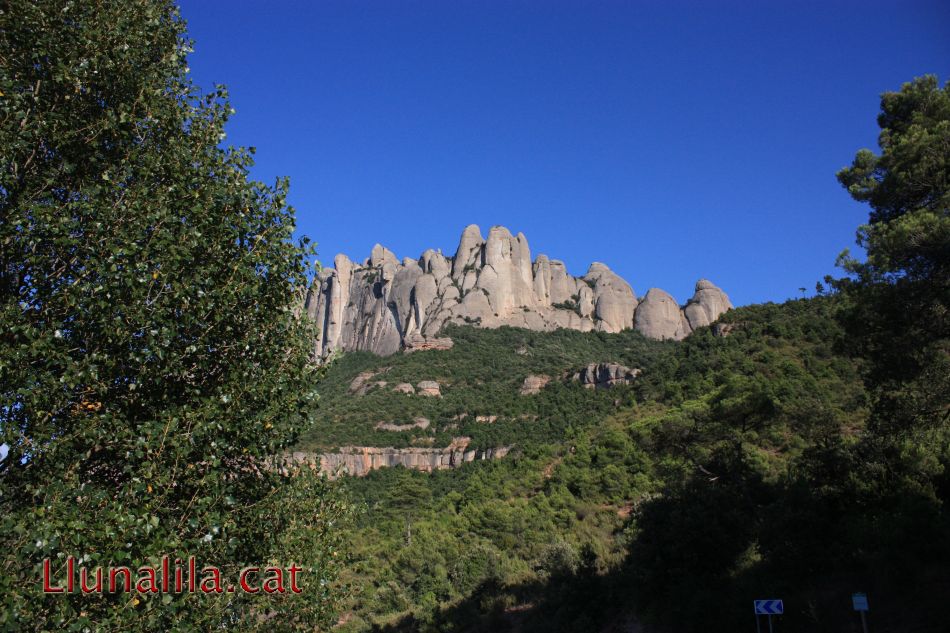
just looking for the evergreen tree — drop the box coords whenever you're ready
[836,75,949,492]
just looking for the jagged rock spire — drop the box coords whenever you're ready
[303,225,733,356]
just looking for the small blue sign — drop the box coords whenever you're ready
[852,593,869,611]
[754,599,784,615]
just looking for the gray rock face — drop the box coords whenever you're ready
[520,374,551,395]
[304,225,733,356]
[281,438,511,477]
[635,288,692,341]
[684,279,733,330]
[416,380,442,397]
[584,263,638,333]
[571,363,641,389]
[403,333,454,353]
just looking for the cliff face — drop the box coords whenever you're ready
[304,224,732,356]
[283,439,510,478]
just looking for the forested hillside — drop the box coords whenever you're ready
[297,324,672,452]
[303,294,947,632]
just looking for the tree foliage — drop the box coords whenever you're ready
[0,1,349,629]
[835,75,950,491]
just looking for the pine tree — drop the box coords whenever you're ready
[836,75,950,493]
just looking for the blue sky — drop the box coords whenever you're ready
[179,0,948,307]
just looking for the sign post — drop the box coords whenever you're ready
[852,593,869,633]
[754,599,783,633]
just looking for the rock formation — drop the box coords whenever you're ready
[684,279,734,330]
[282,438,510,477]
[403,333,454,353]
[348,369,389,395]
[416,380,442,397]
[375,417,430,432]
[635,288,691,341]
[571,363,641,389]
[304,225,732,356]
[520,374,552,395]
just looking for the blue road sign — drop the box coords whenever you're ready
[852,593,869,611]
[754,600,784,615]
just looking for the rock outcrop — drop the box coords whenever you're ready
[712,322,738,337]
[282,438,510,477]
[304,225,733,356]
[375,417,430,432]
[348,369,389,395]
[416,380,441,397]
[520,374,551,395]
[684,279,733,331]
[635,288,691,341]
[571,363,641,389]
[403,333,454,353]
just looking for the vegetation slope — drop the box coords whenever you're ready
[301,294,947,632]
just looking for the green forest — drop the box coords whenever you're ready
[297,323,673,452]
[317,296,948,632]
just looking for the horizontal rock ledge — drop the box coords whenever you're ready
[280,440,511,478]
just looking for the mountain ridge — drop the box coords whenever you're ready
[304,224,733,356]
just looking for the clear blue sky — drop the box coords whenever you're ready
[179,0,948,307]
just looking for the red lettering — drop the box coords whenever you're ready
[175,558,183,593]
[43,559,64,594]
[109,567,132,593]
[80,567,102,593]
[66,556,74,593]
[288,564,303,594]
[200,567,222,593]
[136,566,159,593]
[262,566,285,594]
[239,567,259,594]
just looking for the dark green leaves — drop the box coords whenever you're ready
[0,1,348,629]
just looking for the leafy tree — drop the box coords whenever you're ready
[0,1,348,629]
[835,75,950,490]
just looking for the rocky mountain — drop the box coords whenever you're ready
[304,224,732,356]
